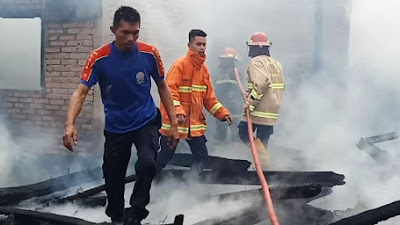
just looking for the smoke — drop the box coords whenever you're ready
[1,0,400,224]
[268,1,400,224]
[0,121,18,186]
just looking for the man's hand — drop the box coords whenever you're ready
[224,115,233,126]
[245,100,251,109]
[63,123,78,152]
[167,123,180,149]
[177,114,186,124]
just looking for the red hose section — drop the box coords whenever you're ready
[234,68,280,225]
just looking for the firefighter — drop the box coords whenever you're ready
[157,29,233,173]
[238,32,285,147]
[213,48,243,143]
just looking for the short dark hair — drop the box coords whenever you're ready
[189,29,207,43]
[113,6,141,27]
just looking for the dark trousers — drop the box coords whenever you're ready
[238,121,274,146]
[102,112,161,222]
[157,135,208,173]
[215,115,241,142]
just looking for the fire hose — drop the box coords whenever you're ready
[234,68,280,225]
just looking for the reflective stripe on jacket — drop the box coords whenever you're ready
[160,49,230,138]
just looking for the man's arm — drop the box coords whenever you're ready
[203,69,232,124]
[156,80,178,125]
[156,80,179,148]
[63,84,89,151]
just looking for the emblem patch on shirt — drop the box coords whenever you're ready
[136,72,145,84]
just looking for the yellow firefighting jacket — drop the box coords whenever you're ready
[160,49,230,138]
[244,55,284,126]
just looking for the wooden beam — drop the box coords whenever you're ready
[329,201,400,225]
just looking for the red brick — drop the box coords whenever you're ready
[52,65,70,72]
[70,66,82,72]
[52,88,68,94]
[78,60,86,66]
[61,72,78,77]
[50,41,66,47]
[46,59,61,65]
[61,47,77,53]
[46,66,54,72]
[48,53,70,59]
[60,83,79,89]
[47,94,70,100]
[46,72,61,77]
[46,47,61,53]
[76,34,92,40]
[59,35,76,41]
[70,53,88,60]
[46,83,61,88]
[60,59,78,65]
[49,36,58,41]
[76,46,92,53]
[67,28,95,34]
[67,89,76,94]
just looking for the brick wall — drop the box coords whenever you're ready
[0,21,101,154]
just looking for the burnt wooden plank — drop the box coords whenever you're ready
[46,174,136,206]
[157,169,345,187]
[0,207,183,225]
[329,200,400,225]
[0,167,103,206]
[169,153,251,172]
[0,206,97,225]
[212,184,322,202]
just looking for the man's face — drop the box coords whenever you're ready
[111,20,140,51]
[188,36,207,56]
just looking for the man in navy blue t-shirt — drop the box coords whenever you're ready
[63,6,179,225]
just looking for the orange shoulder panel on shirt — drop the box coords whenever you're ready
[81,44,111,82]
[137,41,165,77]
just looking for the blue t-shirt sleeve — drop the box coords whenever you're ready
[80,53,100,88]
[150,47,165,82]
